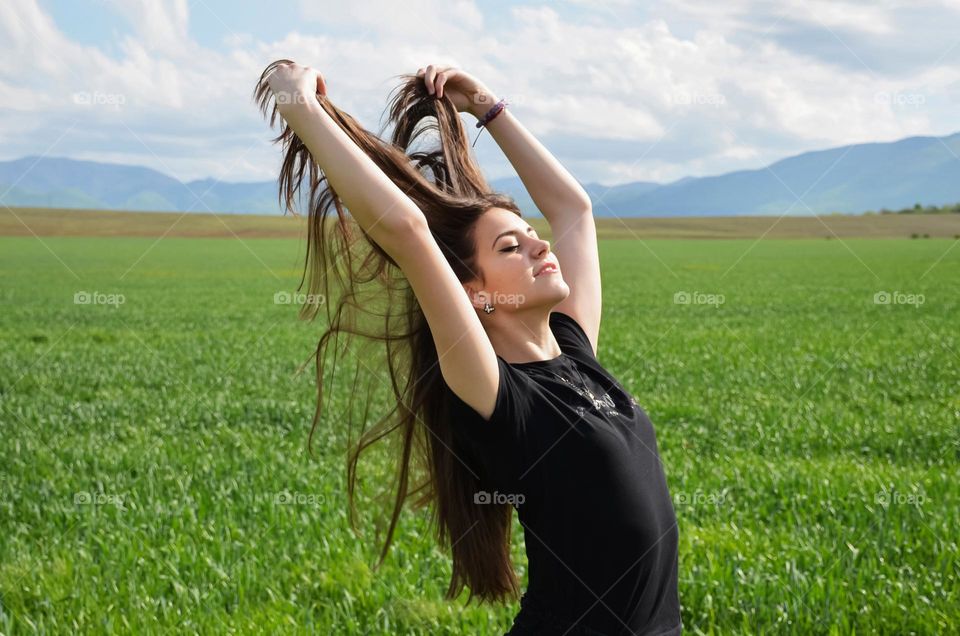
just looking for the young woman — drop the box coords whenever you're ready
[255,61,682,636]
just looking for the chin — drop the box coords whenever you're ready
[530,280,570,307]
[497,279,569,311]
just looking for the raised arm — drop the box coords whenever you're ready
[268,63,424,250]
[267,63,501,420]
[419,65,602,353]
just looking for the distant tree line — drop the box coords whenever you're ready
[863,201,960,215]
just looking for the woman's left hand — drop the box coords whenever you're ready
[416,64,497,118]
[266,61,327,115]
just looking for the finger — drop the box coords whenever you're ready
[416,67,424,77]
[435,72,447,99]
[424,64,436,95]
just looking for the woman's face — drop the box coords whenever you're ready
[465,207,569,313]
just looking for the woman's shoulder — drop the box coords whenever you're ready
[549,310,598,361]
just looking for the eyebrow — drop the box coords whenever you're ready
[492,226,535,249]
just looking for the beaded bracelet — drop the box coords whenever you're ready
[471,98,508,147]
[475,98,508,128]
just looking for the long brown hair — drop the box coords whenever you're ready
[253,60,524,604]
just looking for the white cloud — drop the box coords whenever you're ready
[0,0,958,187]
[660,0,900,36]
[301,0,483,36]
[104,0,192,56]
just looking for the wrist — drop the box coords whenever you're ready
[468,90,501,119]
[278,91,322,118]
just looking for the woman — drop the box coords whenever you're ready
[254,61,682,636]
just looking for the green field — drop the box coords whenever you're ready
[1,234,958,634]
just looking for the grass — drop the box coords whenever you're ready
[0,233,958,634]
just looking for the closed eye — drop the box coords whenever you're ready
[494,226,537,252]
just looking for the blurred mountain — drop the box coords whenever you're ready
[2,130,958,216]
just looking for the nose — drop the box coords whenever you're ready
[534,237,550,257]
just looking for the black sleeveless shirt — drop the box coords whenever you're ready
[445,311,682,636]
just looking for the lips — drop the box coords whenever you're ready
[535,262,558,277]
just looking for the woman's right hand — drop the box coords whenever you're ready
[266,61,327,114]
[416,64,497,118]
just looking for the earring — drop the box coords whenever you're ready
[483,302,495,314]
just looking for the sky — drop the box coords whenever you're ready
[1,0,959,187]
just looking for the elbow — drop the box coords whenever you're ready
[395,208,429,239]
[563,195,593,217]
[374,208,429,256]
[557,193,593,217]
[567,201,594,219]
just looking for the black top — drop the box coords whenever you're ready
[445,311,682,636]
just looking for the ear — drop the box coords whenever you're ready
[462,283,487,310]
